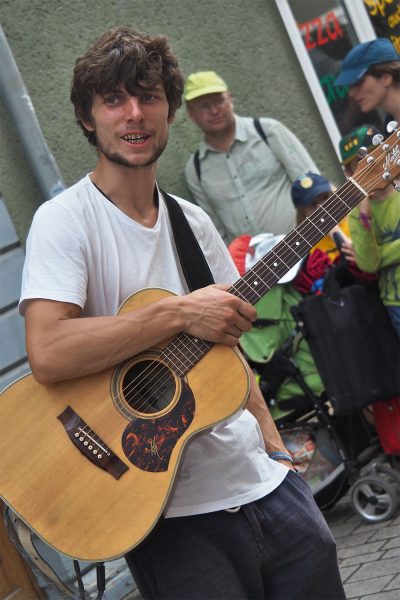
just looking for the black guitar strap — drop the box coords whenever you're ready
[161,189,215,291]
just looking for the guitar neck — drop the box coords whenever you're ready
[170,126,400,372]
[160,178,366,377]
[229,179,365,304]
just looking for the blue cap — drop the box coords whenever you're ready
[291,172,331,208]
[334,38,400,87]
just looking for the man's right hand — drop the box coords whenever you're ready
[177,284,257,346]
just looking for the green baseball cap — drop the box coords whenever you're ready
[184,71,228,101]
[339,125,381,165]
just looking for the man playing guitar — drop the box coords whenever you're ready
[19,27,345,599]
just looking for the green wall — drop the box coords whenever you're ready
[0,0,342,241]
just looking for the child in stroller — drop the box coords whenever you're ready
[229,231,400,523]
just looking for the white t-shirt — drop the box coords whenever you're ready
[20,174,287,517]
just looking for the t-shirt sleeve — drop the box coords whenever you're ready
[19,202,88,315]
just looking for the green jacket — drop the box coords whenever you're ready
[240,285,324,420]
[348,190,400,307]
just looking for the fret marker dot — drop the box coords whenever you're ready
[194,338,198,342]
[273,262,278,267]
[253,281,258,286]
[295,241,299,246]
[320,218,325,223]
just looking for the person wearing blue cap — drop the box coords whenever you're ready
[291,172,354,262]
[183,71,319,244]
[334,38,400,125]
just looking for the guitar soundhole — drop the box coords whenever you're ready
[122,360,176,415]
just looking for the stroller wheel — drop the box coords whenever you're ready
[371,464,400,499]
[350,475,399,523]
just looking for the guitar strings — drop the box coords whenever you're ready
[81,134,399,445]
[103,143,398,426]
[99,162,396,438]
[111,182,388,426]
[116,154,395,407]
[233,146,397,301]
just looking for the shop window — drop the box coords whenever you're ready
[276,0,386,158]
[364,0,400,48]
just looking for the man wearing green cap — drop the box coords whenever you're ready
[184,70,318,244]
[340,125,400,337]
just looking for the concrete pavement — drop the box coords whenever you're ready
[325,494,400,600]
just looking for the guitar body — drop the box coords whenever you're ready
[0,288,249,562]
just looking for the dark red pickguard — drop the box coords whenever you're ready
[121,379,195,472]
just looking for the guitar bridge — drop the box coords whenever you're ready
[58,405,128,480]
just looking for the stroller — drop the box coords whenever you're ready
[236,237,400,523]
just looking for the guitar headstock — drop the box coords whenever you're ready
[352,123,400,196]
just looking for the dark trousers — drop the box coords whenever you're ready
[125,470,345,600]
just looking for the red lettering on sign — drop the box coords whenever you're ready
[316,17,329,46]
[299,10,344,50]
[326,11,344,40]
[299,21,316,50]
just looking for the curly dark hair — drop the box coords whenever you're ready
[70,27,184,146]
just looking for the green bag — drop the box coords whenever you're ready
[240,285,324,414]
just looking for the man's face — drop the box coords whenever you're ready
[84,83,171,169]
[187,92,235,135]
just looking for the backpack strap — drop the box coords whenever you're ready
[194,119,268,182]
[193,150,201,181]
[254,118,287,173]
[161,189,215,291]
[253,118,269,145]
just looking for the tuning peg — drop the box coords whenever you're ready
[387,121,398,133]
[393,182,400,193]
[358,146,368,157]
[372,134,384,145]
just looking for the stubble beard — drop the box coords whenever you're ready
[97,137,168,169]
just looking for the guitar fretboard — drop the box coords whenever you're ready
[161,179,365,376]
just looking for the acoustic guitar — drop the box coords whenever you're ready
[1,126,399,562]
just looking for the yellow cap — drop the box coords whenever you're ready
[184,71,228,101]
